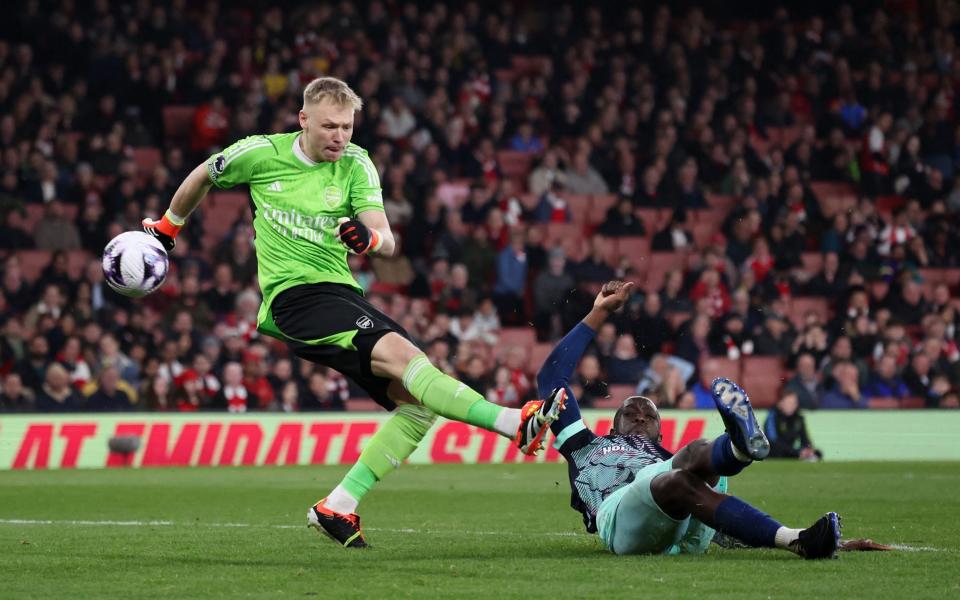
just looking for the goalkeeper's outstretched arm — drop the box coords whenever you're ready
[143,163,213,251]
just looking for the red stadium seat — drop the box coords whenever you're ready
[635,208,667,232]
[692,222,718,248]
[605,384,637,405]
[66,250,94,279]
[162,106,197,142]
[498,327,536,350]
[810,181,857,217]
[17,250,53,282]
[788,297,830,329]
[941,269,960,288]
[345,398,380,412]
[614,236,651,263]
[529,342,555,374]
[699,357,741,388]
[202,192,250,249]
[800,252,823,274]
[588,194,618,224]
[867,397,900,410]
[644,252,687,292]
[592,395,623,409]
[901,397,925,409]
[132,147,163,179]
[740,356,785,408]
[496,150,536,179]
[563,194,592,224]
[706,194,739,212]
[544,223,583,248]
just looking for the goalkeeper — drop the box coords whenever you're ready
[537,281,842,559]
[144,77,563,548]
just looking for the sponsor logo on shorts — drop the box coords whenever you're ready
[356,316,373,329]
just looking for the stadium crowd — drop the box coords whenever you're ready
[0,1,959,414]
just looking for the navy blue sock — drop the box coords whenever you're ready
[713,496,782,548]
[710,433,750,476]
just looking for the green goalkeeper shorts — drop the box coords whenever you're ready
[596,458,727,555]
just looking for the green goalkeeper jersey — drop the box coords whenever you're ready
[204,132,384,338]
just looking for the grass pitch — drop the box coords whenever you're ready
[1,461,957,598]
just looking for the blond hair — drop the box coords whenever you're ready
[302,77,363,111]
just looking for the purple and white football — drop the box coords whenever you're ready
[101,231,169,297]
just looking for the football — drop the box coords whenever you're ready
[101,231,169,297]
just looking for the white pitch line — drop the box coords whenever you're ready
[0,519,946,550]
[0,518,579,538]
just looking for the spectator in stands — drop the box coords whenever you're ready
[213,362,257,413]
[301,370,345,411]
[573,236,616,283]
[0,372,33,412]
[865,354,910,401]
[33,200,81,251]
[16,334,50,396]
[142,374,175,411]
[630,292,673,360]
[0,210,34,249]
[35,363,84,412]
[510,122,544,154]
[562,151,609,195]
[533,182,572,223]
[458,356,490,395]
[528,150,565,197]
[763,391,821,460]
[785,353,822,411]
[599,195,646,237]
[652,208,693,251]
[753,314,794,359]
[460,184,495,226]
[85,365,134,412]
[486,366,521,407]
[819,361,868,409]
[606,334,645,385]
[675,314,711,366]
[571,354,606,408]
[708,313,753,360]
[203,263,238,318]
[493,230,528,323]
[532,249,574,341]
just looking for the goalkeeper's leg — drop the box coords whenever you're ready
[310,393,436,548]
[371,333,564,455]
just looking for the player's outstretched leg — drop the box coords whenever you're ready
[710,377,770,460]
[396,350,563,455]
[650,469,842,559]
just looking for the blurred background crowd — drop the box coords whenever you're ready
[1,0,959,414]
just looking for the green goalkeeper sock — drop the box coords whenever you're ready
[329,403,437,513]
[401,354,506,432]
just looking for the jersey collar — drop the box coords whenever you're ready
[292,133,318,167]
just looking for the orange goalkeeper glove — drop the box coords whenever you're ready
[142,210,185,252]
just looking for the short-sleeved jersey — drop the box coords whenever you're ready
[560,428,673,533]
[204,132,384,337]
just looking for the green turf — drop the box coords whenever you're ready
[0,462,957,599]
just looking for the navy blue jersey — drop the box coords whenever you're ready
[560,428,673,533]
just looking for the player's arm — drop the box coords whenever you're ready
[144,136,273,251]
[536,280,634,395]
[142,164,213,251]
[540,281,634,449]
[339,147,394,256]
[337,209,397,257]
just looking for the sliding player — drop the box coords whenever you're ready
[537,281,841,558]
[144,77,563,548]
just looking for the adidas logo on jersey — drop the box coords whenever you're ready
[267,181,282,192]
